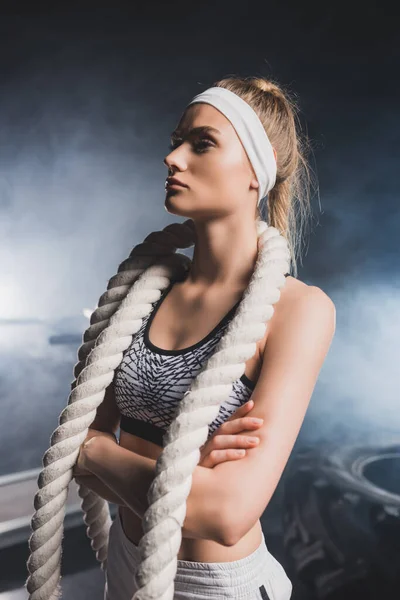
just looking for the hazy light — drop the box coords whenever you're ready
[83,307,95,320]
[0,280,25,319]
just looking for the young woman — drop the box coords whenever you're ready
[73,76,336,599]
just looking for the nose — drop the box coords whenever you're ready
[164,163,174,178]
[164,144,188,175]
[164,157,173,174]
[164,156,181,176]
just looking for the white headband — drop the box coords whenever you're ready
[187,86,277,204]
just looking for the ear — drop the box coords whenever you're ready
[250,177,259,191]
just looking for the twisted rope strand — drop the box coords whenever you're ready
[26,218,290,600]
[133,221,289,600]
[26,220,195,600]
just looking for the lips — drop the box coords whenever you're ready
[166,177,188,188]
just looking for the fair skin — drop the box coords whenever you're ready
[73,400,263,501]
[73,402,265,543]
[74,102,336,555]
[165,102,277,293]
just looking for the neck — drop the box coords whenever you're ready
[186,216,260,293]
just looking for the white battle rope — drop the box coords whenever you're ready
[25,217,290,600]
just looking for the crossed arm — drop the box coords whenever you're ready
[74,432,229,544]
[73,430,130,506]
[75,284,336,547]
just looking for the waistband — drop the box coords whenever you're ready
[115,509,288,596]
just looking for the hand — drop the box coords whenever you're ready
[72,431,118,478]
[198,399,263,469]
[72,442,93,478]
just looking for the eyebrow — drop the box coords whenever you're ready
[170,125,221,140]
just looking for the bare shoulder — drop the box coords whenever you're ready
[255,276,334,369]
[213,275,336,543]
[266,275,336,351]
[280,275,335,311]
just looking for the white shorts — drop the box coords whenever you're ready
[104,510,293,600]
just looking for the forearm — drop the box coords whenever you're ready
[74,474,128,506]
[84,439,229,545]
[75,430,127,505]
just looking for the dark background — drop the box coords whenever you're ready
[0,1,399,599]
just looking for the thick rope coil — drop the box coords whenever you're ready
[133,221,290,600]
[25,220,195,600]
[25,218,290,600]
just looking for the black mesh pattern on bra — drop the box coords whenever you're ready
[114,273,289,447]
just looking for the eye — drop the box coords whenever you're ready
[193,140,213,153]
[168,137,182,150]
[168,138,214,153]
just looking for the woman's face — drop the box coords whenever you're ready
[164,103,259,222]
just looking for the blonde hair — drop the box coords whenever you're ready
[213,75,317,279]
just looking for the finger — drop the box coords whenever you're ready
[199,433,259,467]
[73,469,89,478]
[242,400,255,414]
[227,400,254,421]
[217,415,264,435]
[241,399,254,411]
[211,433,260,450]
[202,448,247,468]
[74,475,92,485]
[72,463,91,476]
